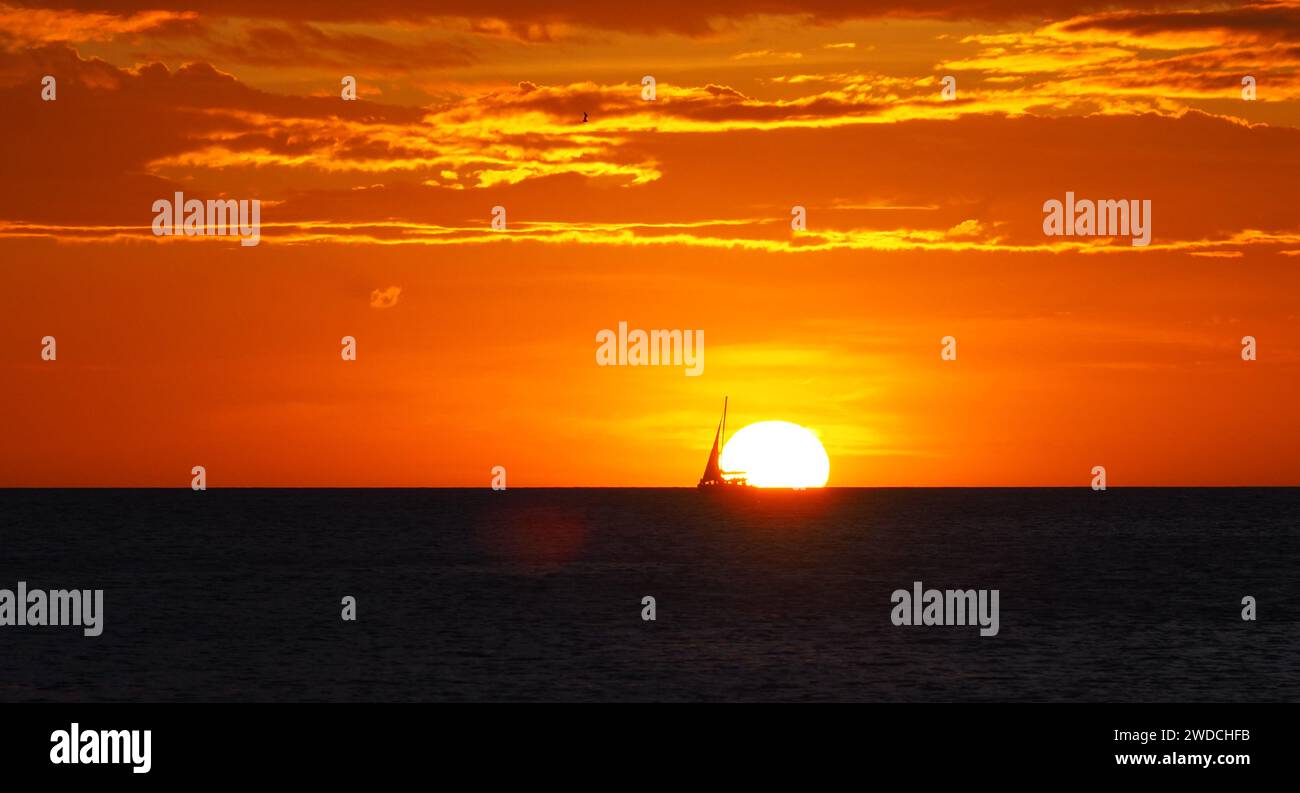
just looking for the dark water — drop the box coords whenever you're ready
[1,488,1296,702]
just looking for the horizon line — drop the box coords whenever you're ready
[3,485,1299,491]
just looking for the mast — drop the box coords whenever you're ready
[721,396,728,446]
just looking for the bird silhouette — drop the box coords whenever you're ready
[582,111,589,123]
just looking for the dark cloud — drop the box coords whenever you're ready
[0,45,426,223]
[1057,3,1300,40]
[203,21,474,70]
[12,1,1212,34]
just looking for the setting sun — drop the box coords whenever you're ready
[720,421,830,488]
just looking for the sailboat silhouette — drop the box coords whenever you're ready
[698,397,749,488]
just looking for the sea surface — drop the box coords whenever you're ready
[1,488,1296,702]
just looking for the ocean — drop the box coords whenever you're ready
[1,488,1296,702]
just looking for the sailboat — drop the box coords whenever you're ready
[697,397,749,488]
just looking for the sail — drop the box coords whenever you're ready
[699,420,723,485]
[699,396,746,487]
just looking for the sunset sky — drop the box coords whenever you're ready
[2,0,1299,486]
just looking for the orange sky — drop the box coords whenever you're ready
[2,0,1298,486]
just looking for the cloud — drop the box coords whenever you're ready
[1048,3,1300,49]
[369,285,402,308]
[2,29,1299,260]
[946,219,985,238]
[0,45,425,224]
[198,20,475,71]
[1,1,1206,36]
[942,6,1300,102]
[732,49,803,60]
[0,5,197,46]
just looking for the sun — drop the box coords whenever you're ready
[720,421,830,488]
